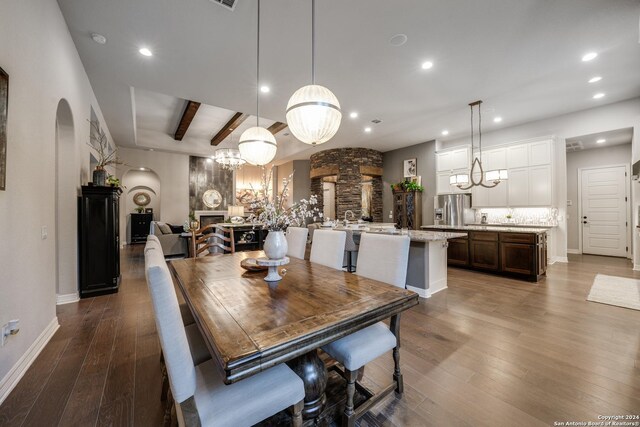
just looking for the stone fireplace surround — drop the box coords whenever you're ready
[310,148,383,222]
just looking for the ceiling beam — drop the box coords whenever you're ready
[267,122,288,135]
[174,100,201,141]
[210,112,249,146]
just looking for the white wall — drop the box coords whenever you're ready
[117,147,190,242]
[566,144,632,252]
[0,0,114,399]
[441,97,640,261]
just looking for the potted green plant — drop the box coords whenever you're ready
[391,180,424,193]
[89,120,120,186]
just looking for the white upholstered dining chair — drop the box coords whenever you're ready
[321,233,410,427]
[286,227,308,260]
[309,229,347,270]
[144,247,305,427]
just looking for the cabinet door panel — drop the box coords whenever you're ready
[437,172,451,194]
[507,144,528,168]
[488,181,508,207]
[484,148,507,170]
[529,165,552,206]
[437,152,452,172]
[500,243,535,275]
[451,148,469,170]
[508,168,529,206]
[529,140,552,166]
[471,170,489,207]
[447,238,469,266]
[470,240,499,270]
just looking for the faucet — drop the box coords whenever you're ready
[344,210,355,225]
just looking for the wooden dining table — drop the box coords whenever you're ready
[169,250,418,422]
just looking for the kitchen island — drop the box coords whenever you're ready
[422,225,548,282]
[333,226,467,298]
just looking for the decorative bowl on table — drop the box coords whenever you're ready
[240,258,268,272]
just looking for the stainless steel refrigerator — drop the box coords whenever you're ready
[434,194,474,226]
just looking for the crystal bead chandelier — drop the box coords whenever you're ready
[213,147,246,171]
[285,0,341,145]
[450,100,508,190]
[238,0,277,166]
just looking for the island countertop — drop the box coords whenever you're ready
[332,226,467,242]
[422,224,549,234]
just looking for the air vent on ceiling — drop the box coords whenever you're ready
[565,140,584,152]
[371,119,382,124]
[209,0,236,11]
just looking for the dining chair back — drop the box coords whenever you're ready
[286,227,308,260]
[191,224,235,258]
[355,233,410,288]
[310,229,346,270]
[144,247,197,404]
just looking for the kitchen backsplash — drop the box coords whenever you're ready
[474,208,559,226]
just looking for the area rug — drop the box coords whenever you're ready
[587,274,640,311]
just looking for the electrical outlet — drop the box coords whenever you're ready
[41,226,48,240]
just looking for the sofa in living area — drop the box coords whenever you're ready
[149,221,188,257]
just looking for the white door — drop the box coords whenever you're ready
[581,166,628,257]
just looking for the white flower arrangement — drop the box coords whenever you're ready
[247,167,322,231]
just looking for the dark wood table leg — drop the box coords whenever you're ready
[287,349,328,420]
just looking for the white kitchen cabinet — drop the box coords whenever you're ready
[507,145,528,169]
[437,147,469,172]
[451,148,470,170]
[437,171,468,194]
[507,168,529,206]
[529,140,552,166]
[489,181,508,206]
[529,165,552,205]
[471,170,488,207]
[483,147,507,171]
[436,152,451,172]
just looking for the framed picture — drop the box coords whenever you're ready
[145,208,153,214]
[403,158,417,178]
[0,67,8,191]
[410,175,422,186]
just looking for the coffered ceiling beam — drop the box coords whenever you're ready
[210,112,249,146]
[267,121,287,135]
[173,100,201,141]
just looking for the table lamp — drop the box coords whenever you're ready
[228,205,245,224]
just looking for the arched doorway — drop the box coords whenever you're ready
[55,99,78,303]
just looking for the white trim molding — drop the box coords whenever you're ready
[552,256,569,263]
[0,317,59,405]
[634,263,640,272]
[566,249,581,254]
[56,293,79,305]
[406,284,429,299]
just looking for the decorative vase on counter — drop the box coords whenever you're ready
[93,167,107,186]
[263,230,287,260]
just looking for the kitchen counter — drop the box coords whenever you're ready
[333,225,467,242]
[422,224,549,234]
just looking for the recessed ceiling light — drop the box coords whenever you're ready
[389,34,408,46]
[441,130,449,136]
[588,76,602,83]
[596,138,606,143]
[364,127,372,133]
[260,85,270,93]
[139,167,146,171]
[349,112,358,119]
[421,61,434,70]
[493,117,503,123]
[593,93,605,99]
[582,52,598,62]
[91,33,107,45]
[139,47,153,57]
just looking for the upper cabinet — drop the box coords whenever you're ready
[507,144,528,168]
[528,140,552,166]
[436,147,469,172]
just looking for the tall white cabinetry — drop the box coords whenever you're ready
[436,139,554,208]
[436,147,470,194]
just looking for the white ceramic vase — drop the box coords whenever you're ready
[263,230,288,260]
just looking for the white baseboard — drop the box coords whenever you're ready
[552,256,569,263]
[566,249,581,254]
[406,284,429,299]
[56,293,79,305]
[0,317,59,406]
[634,263,640,272]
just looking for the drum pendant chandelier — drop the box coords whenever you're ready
[286,0,342,145]
[238,0,277,166]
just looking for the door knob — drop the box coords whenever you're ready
[583,221,587,224]
[583,216,587,219]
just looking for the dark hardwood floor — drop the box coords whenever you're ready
[1,249,639,426]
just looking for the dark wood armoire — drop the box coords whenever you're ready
[78,185,121,298]
[130,213,153,244]
[393,190,422,230]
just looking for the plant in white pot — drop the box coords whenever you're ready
[248,167,321,260]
